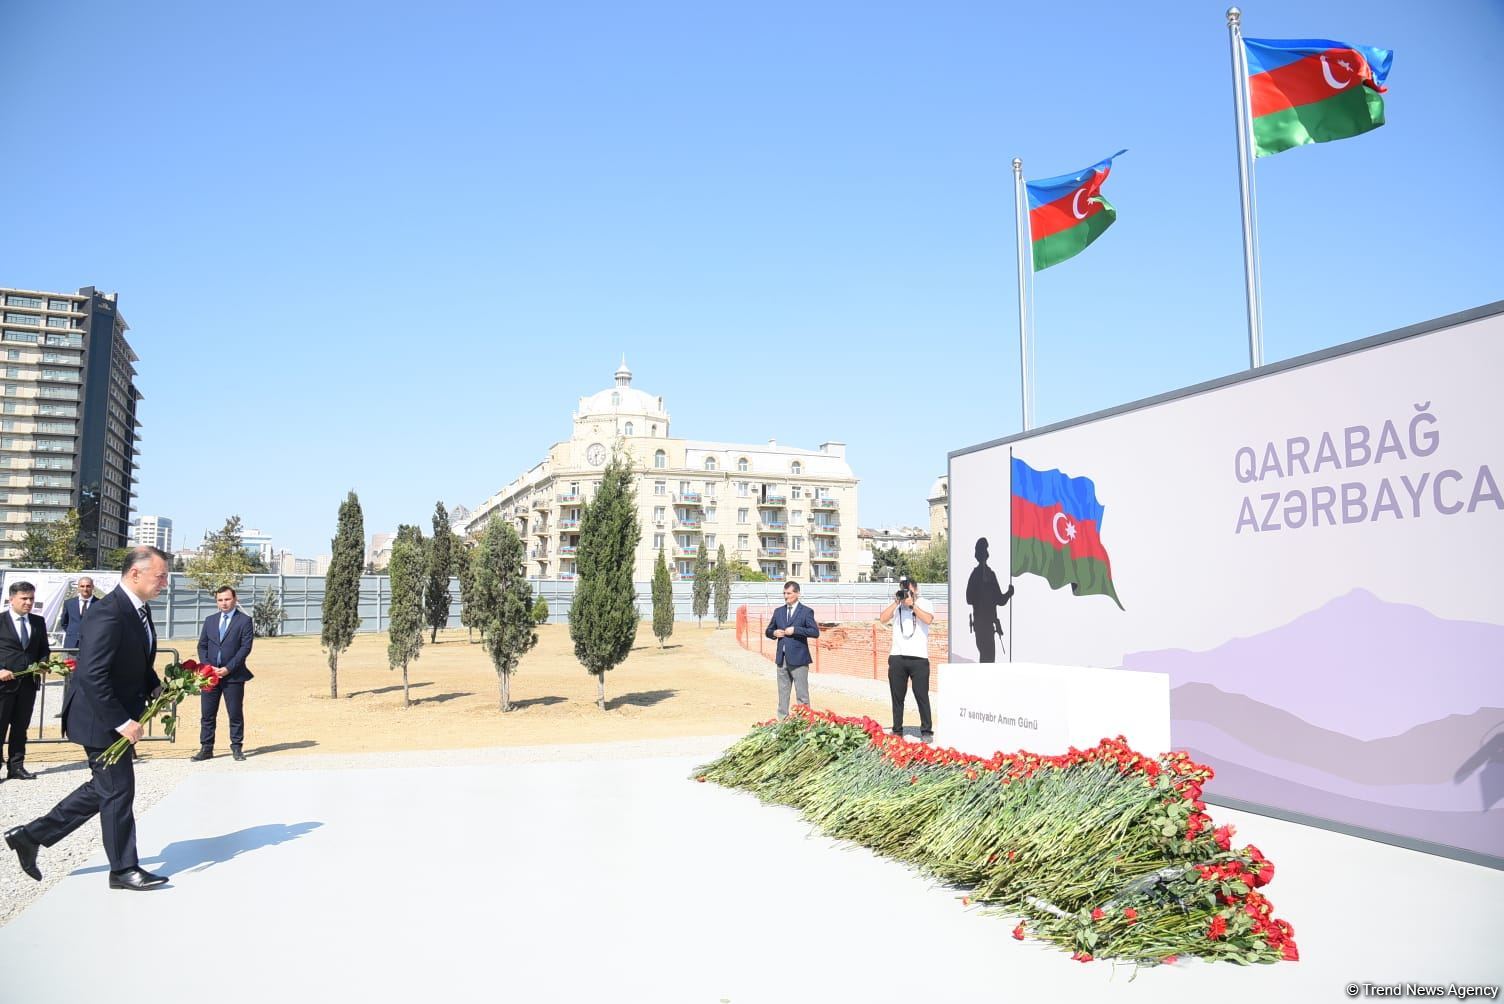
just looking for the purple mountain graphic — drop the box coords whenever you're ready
[1122,589,1504,741]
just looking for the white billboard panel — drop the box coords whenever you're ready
[949,303,1504,865]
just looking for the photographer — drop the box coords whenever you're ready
[879,575,935,741]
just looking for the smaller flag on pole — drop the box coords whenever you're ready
[1245,37,1393,158]
[1024,150,1127,272]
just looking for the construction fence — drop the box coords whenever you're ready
[735,602,949,692]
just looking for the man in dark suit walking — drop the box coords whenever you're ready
[4,546,170,891]
[193,585,254,761]
[0,580,50,782]
[764,580,820,718]
[58,575,97,651]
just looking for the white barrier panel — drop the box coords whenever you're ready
[939,662,1171,758]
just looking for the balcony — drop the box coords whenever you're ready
[558,518,580,529]
[674,491,702,505]
[533,525,549,536]
[673,546,699,557]
[557,573,576,581]
[530,548,549,559]
[812,550,840,559]
[556,492,582,504]
[760,520,786,530]
[558,545,578,556]
[811,497,839,510]
[811,575,840,583]
[810,524,839,535]
[758,546,787,558]
[757,495,786,507]
[675,517,703,529]
[531,496,549,510]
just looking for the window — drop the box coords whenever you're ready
[792,563,802,577]
[791,461,802,475]
[704,506,717,522]
[654,450,666,469]
[679,481,690,494]
[653,506,666,522]
[678,560,694,577]
[44,317,69,329]
[737,508,749,524]
[735,481,749,497]
[4,351,17,361]
[4,368,17,379]
[738,534,749,549]
[737,457,749,472]
[704,481,717,496]
[792,536,803,551]
[3,330,37,344]
[47,299,71,312]
[654,481,666,495]
[3,314,39,327]
[4,296,43,309]
[650,424,657,436]
[611,391,620,406]
[791,510,803,523]
[624,421,634,436]
[704,457,717,471]
[653,533,665,549]
[43,333,81,348]
[791,486,802,499]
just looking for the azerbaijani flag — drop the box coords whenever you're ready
[1025,150,1126,272]
[1010,456,1122,609]
[1245,37,1393,158]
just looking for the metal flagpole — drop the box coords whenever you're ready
[1007,446,1014,663]
[1227,7,1265,368]
[1013,158,1034,430]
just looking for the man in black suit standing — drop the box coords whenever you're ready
[4,546,170,891]
[58,575,97,651]
[193,585,254,761]
[0,580,50,782]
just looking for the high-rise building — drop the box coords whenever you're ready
[129,514,173,552]
[458,361,861,582]
[0,286,142,566]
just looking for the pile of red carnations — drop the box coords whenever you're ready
[696,706,1297,967]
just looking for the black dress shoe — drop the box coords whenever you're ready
[4,826,41,881]
[189,749,214,762]
[7,766,37,780]
[231,747,246,761]
[109,867,168,890]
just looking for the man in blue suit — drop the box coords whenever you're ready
[764,580,820,718]
[57,576,97,650]
[193,585,255,762]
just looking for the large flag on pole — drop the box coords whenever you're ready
[1024,150,1127,271]
[1245,37,1393,158]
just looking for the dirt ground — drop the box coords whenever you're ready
[23,623,888,761]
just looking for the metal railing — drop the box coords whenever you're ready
[28,646,182,745]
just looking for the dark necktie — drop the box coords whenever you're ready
[219,613,230,641]
[17,616,28,648]
[139,605,153,651]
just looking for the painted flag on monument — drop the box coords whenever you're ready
[1010,456,1123,609]
[1025,150,1126,272]
[1245,37,1393,158]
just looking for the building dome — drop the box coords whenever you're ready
[575,357,668,419]
[927,475,948,502]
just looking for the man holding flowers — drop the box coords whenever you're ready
[4,547,171,891]
[0,579,50,781]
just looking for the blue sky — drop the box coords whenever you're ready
[3,0,1500,556]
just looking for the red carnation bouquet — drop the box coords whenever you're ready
[98,658,228,766]
[6,654,78,681]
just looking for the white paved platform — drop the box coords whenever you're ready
[2,739,1500,1003]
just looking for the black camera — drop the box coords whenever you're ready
[895,588,910,601]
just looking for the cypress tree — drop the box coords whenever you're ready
[691,538,710,626]
[569,447,640,710]
[474,518,537,711]
[386,535,424,707]
[322,490,364,699]
[714,544,732,626]
[456,542,478,641]
[651,546,673,648]
[425,501,454,642]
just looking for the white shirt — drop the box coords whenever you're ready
[12,612,29,643]
[115,583,153,734]
[889,595,933,659]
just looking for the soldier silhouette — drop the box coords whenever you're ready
[965,537,1014,662]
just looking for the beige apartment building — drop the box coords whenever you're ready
[458,361,861,582]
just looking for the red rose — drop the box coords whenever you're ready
[961,897,971,907]
[1281,941,1299,962]
[1214,824,1234,851]
[1123,908,1138,922]
[1208,915,1227,940]
[1162,955,1178,965]
[1072,952,1093,963]
[1254,862,1275,887]
[1012,923,1025,941]
[1090,908,1105,922]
